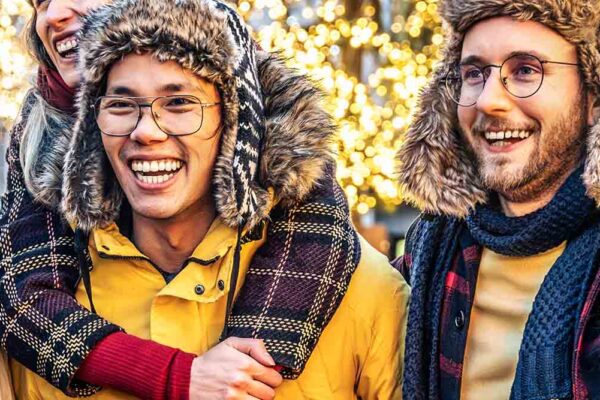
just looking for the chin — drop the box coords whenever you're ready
[58,68,80,89]
[131,203,178,221]
[479,161,528,192]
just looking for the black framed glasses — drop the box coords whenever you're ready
[444,53,579,107]
[93,95,220,137]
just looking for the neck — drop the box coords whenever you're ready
[499,165,578,217]
[132,202,217,273]
[500,190,556,217]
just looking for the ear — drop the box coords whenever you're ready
[587,92,600,126]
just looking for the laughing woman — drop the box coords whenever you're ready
[0,1,406,398]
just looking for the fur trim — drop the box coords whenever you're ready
[257,52,335,209]
[397,0,600,217]
[61,0,334,232]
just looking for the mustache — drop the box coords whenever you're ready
[471,116,539,135]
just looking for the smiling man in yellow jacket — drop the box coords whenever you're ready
[10,0,409,398]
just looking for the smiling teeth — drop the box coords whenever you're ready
[135,173,176,185]
[56,38,78,56]
[484,130,531,140]
[131,160,182,173]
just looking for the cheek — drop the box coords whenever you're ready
[35,17,50,54]
[189,138,220,186]
[200,138,220,172]
[101,137,125,169]
[457,106,474,134]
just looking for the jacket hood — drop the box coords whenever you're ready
[61,0,335,232]
[397,0,600,218]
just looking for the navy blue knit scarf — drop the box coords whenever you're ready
[403,168,600,400]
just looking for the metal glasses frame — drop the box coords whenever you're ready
[93,95,221,136]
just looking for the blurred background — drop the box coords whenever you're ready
[0,0,443,258]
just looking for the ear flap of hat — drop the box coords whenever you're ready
[396,33,487,218]
[61,83,123,233]
[584,120,600,202]
[581,38,600,204]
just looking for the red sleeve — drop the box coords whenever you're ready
[75,332,194,400]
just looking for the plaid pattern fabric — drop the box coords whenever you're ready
[437,228,482,399]
[0,92,121,396]
[226,167,361,378]
[577,269,600,399]
[396,217,600,400]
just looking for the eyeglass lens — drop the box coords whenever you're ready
[446,54,544,107]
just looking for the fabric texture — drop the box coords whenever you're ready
[0,352,14,400]
[227,165,360,372]
[36,65,76,114]
[58,0,361,380]
[396,0,600,217]
[399,170,600,400]
[76,332,194,400]
[12,219,408,400]
[460,243,563,400]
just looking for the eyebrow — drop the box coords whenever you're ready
[105,82,209,96]
[460,50,554,65]
[105,86,136,96]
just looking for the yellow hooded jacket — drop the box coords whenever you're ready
[12,218,409,399]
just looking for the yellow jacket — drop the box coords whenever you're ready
[12,218,409,399]
[0,352,14,400]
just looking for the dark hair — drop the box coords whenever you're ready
[25,1,55,69]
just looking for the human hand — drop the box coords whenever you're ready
[189,337,283,400]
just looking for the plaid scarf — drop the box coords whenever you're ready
[226,165,361,377]
[403,169,600,400]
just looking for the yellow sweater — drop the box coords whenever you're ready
[461,242,566,399]
[12,218,409,399]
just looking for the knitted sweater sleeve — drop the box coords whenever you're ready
[0,95,193,398]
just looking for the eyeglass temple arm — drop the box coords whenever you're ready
[542,61,579,66]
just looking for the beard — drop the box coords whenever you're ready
[464,97,588,203]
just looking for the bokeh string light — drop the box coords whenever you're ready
[0,0,442,214]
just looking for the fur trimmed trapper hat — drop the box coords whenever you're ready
[397,0,600,218]
[61,0,334,232]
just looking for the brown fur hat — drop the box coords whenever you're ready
[397,0,600,217]
[61,0,335,232]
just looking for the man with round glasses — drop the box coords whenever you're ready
[395,0,600,399]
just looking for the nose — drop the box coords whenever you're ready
[46,0,78,30]
[475,68,513,116]
[129,108,169,145]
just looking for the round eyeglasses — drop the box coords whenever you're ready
[444,53,579,107]
[93,95,221,137]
